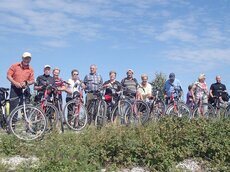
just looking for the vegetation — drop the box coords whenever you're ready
[0,117,230,171]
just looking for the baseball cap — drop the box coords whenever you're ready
[127,69,134,74]
[44,65,51,69]
[22,52,32,58]
[169,73,175,79]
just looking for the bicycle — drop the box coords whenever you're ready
[63,81,88,131]
[192,97,215,119]
[211,92,228,119]
[121,86,150,125]
[0,87,10,131]
[111,87,133,126]
[165,87,191,119]
[35,83,63,133]
[148,87,165,121]
[8,85,47,141]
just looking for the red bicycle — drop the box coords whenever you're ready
[63,81,88,131]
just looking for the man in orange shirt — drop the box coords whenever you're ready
[7,52,35,112]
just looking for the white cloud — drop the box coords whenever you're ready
[0,0,229,50]
[165,48,230,72]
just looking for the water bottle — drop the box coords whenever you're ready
[5,101,10,115]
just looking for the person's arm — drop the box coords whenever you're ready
[146,84,152,98]
[163,82,167,99]
[57,79,68,92]
[99,75,103,87]
[34,77,43,91]
[191,84,196,101]
[209,85,214,98]
[28,69,35,85]
[7,65,22,88]
[65,80,73,95]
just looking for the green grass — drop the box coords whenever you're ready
[0,117,230,171]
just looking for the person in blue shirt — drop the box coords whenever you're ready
[163,73,183,105]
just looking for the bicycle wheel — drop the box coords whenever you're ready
[9,104,46,141]
[215,106,226,119]
[95,100,107,127]
[87,100,97,125]
[130,100,150,125]
[166,102,191,120]
[150,100,165,121]
[37,103,60,132]
[224,105,230,118]
[63,99,88,131]
[111,100,132,126]
[192,103,215,119]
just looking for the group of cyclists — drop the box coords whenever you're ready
[1,52,229,133]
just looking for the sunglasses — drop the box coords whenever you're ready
[73,73,79,76]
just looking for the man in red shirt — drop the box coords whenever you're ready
[7,52,35,112]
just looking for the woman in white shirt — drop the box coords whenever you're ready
[66,69,83,103]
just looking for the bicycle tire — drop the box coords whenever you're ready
[63,99,88,131]
[214,106,226,119]
[224,104,230,118]
[166,102,191,119]
[95,100,107,127]
[111,100,133,126]
[192,103,215,119]
[37,102,61,133]
[130,100,150,125]
[150,100,166,121]
[9,104,46,141]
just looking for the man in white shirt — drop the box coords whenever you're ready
[138,74,152,101]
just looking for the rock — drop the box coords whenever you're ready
[176,159,203,172]
[0,155,39,170]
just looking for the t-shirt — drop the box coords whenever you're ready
[210,83,227,97]
[103,80,121,95]
[36,74,55,94]
[66,78,81,98]
[54,77,65,95]
[138,83,152,100]
[84,73,103,92]
[163,79,182,97]
[7,62,34,84]
[121,77,138,94]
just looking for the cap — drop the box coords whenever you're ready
[22,52,32,58]
[169,73,175,79]
[44,65,51,69]
[127,69,134,74]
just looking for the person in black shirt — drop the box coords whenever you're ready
[34,65,55,103]
[103,71,121,101]
[209,75,228,103]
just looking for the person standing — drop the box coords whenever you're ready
[121,69,139,97]
[163,73,183,105]
[66,69,84,103]
[7,52,35,112]
[209,75,228,103]
[83,64,103,107]
[34,65,55,103]
[138,74,152,101]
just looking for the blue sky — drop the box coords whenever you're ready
[0,0,230,97]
